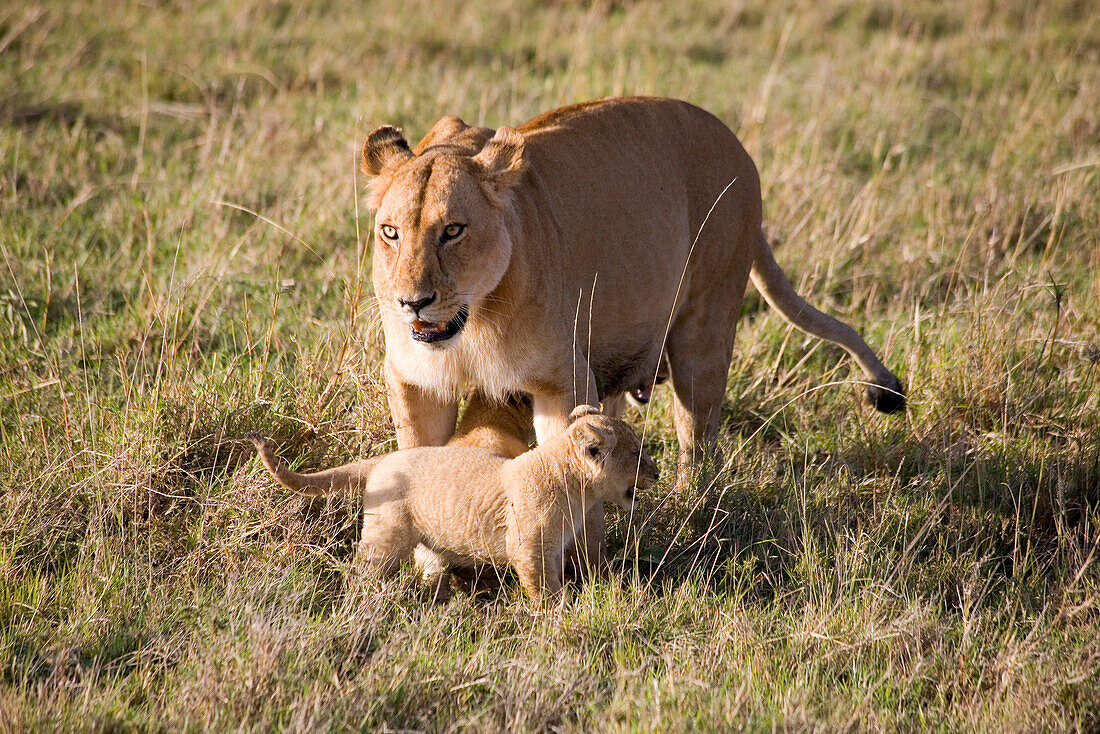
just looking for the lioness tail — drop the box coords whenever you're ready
[749,232,905,413]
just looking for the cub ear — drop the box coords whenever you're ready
[569,404,602,423]
[472,126,526,193]
[573,418,617,458]
[361,125,413,176]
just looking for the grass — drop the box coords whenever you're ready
[2,0,1099,730]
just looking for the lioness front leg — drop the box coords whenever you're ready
[530,366,608,572]
[531,392,573,446]
[384,358,459,448]
[530,356,599,444]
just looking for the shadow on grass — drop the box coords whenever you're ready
[616,431,1100,603]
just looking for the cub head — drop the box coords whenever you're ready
[362,122,526,347]
[567,405,660,511]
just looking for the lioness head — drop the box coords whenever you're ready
[362,123,526,347]
[566,405,660,510]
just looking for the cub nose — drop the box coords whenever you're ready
[397,293,437,313]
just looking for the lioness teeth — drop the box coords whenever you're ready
[412,320,447,333]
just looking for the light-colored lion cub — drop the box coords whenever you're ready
[248,406,658,600]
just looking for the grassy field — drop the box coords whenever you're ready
[2,0,1099,730]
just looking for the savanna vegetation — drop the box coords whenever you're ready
[1,0,1098,730]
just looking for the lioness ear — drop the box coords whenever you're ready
[361,125,413,176]
[569,404,602,423]
[416,115,470,152]
[473,126,526,193]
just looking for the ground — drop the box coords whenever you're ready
[1,0,1098,730]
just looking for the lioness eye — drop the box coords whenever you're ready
[441,223,465,241]
[379,224,398,243]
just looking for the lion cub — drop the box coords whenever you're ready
[248,406,658,600]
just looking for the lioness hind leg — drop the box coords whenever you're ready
[665,305,744,488]
[666,364,729,490]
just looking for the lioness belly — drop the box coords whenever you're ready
[520,98,760,366]
[591,341,664,400]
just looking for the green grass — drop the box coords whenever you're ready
[2,0,1099,730]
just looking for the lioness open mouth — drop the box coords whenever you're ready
[410,306,468,344]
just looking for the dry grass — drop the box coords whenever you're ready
[2,0,1099,730]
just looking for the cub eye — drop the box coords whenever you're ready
[379,224,398,243]
[588,445,600,458]
[441,223,466,242]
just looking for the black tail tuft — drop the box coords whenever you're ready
[244,431,266,448]
[865,375,906,414]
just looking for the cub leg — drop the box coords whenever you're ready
[356,507,418,578]
[514,552,564,601]
[383,358,459,448]
[509,537,565,601]
[563,505,607,579]
[413,544,452,602]
[531,358,607,573]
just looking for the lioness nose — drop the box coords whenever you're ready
[398,293,437,313]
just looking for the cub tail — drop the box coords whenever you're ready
[246,433,381,496]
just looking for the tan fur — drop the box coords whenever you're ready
[362,96,905,481]
[249,406,658,600]
[449,392,534,459]
[245,392,533,498]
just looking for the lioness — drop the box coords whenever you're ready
[448,391,534,459]
[249,406,658,600]
[361,96,905,478]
